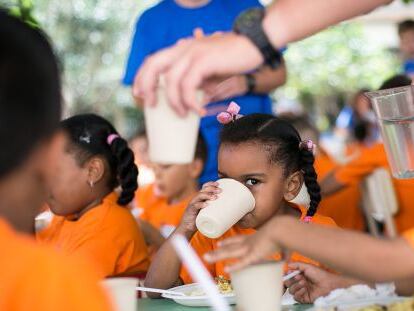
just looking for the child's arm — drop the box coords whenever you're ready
[205,216,414,283]
[144,182,221,297]
[138,219,165,249]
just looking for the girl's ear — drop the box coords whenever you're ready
[188,158,204,179]
[283,171,303,201]
[86,157,105,186]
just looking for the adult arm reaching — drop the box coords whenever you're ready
[133,0,392,115]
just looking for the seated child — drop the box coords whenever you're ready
[135,133,207,250]
[129,127,155,187]
[321,75,414,233]
[37,114,150,278]
[144,105,338,295]
[281,114,364,231]
[0,12,111,310]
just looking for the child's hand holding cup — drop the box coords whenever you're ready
[176,181,222,238]
[196,178,255,238]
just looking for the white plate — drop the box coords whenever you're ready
[161,283,236,307]
[310,296,407,311]
[162,283,297,308]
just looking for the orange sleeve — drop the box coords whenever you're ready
[335,144,385,185]
[403,228,414,249]
[312,214,338,228]
[179,232,216,284]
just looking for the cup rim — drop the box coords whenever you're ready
[365,85,413,99]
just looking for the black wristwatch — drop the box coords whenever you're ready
[245,73,256,93]
[233,8,282,69]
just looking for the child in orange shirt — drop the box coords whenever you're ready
[135,134,207,249]
[320,75,414,233]
[144,106,337,294]
[0,12,112,310]
[38,114,150,278]
[281,114,364,231]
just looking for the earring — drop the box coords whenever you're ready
[88,180,94,188]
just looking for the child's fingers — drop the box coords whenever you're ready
[193,192,218,203]
[288,279,306,295]
[201,181,219,189]
[284,274,304,288]
[293,288,308,303]
[200,184,221,195]
[191,201,208,212]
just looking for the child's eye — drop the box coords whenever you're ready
[246,178,260,186]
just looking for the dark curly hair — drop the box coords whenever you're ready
[220,114,321,218]
[60,114,138,206]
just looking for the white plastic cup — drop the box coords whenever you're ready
[196,179,255,239]
[144,78,201,164]
[102,278,137,311]
[231,262,284,311]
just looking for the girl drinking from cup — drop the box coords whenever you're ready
[145,103,337,294]
[37,114,150,278]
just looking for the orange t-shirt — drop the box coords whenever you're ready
[334,143,414,233]
[37,192,150,278]
[135,184,192,238]
[0,218,113,311]
[180,204,337,284]
[315,149,364,231]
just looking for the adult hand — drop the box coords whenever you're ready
[133,32,263,116]
[204,75,248,102]
[285,262,352,304]
[204,224,281,272]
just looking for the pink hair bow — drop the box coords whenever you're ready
[299,139,317,155]
[217,102,243,125]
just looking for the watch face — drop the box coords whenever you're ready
[235,8,264,30]
[244,9,261,27]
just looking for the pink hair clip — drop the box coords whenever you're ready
[107,134,120,145]
[299,139,317,155]
[303,216,312,223]
[217,101,243,125]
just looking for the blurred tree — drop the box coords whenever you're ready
[1,0,156,137]
[0,0,403,133]
[275,22,400,128]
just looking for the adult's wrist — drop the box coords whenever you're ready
[233,8,282,69]
[262,9,287,50]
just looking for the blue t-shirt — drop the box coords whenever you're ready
[404,59,414,75]
[123,0,273,184]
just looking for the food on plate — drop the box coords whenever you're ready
[186,276,233,296]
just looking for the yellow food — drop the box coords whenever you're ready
[186,276,233,296]
[215,276,233,295]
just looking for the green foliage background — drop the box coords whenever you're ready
[1,0,404,133]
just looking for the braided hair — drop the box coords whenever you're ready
[60,114,138,206]
[220,114,321,218]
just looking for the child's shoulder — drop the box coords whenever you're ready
[311,213,338,228]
